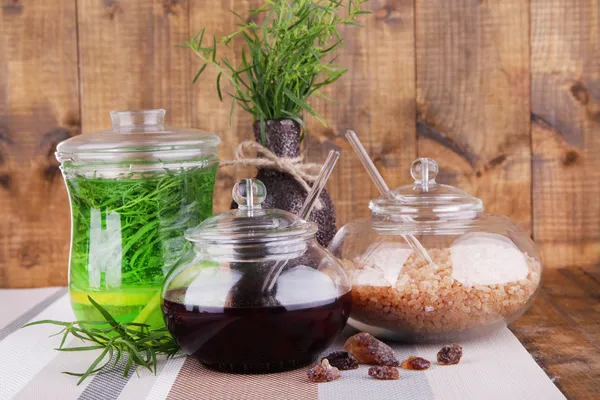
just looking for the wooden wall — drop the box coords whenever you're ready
[1,0,598,288]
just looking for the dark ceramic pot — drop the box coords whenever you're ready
[233,119,337,247]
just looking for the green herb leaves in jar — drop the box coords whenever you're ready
[66,166,217,328]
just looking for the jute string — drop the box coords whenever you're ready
[220,140,324,209]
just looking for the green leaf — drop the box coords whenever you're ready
[259,116,266,146]
[229,9,245,22]
[55,345,105,352]
[216,72,223,101]
[212,35,217,63]
[76,346,110,385]
[113,347,123,368]
[192,64,207,84]
[344,21,364,27]
[22,320,70,328]
[283,87,326,126]
[87,296,128,337]
[124,356,133,377]
[229,95,236,124]
[58,329,69,349]
[196,28,206,47]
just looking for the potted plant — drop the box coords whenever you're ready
[185,0,369,246]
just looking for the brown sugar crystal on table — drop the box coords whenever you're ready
[437,344,463,365]
[307,359,341,383]
[401,356,431,370]
[368,366,400,380]
[321,351,359,370]
[343,332,400,366]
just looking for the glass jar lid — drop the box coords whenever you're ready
[186,178,318,246]
[55,109,220,164]
[369,158,483,220]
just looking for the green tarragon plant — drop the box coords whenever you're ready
[184,0,369,131]
[23,297,180,385]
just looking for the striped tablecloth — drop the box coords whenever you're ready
[0,287,565,400]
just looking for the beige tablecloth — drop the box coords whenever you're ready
[0,288,565,400]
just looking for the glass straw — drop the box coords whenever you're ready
[263,150,340,293]
[345,130,433,265]
[345,130,390,196]
[299,150,340,219]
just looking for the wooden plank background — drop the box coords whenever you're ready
[1,0,599,288]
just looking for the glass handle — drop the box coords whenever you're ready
[110,109,166,128]
[411,158,439,192]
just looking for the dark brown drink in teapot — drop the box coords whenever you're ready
[162,289,351,373]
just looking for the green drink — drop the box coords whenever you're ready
[56,110,220,328]
[66,168,216,327]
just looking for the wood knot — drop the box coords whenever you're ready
[375,6,392,20]
[562,149,579,166]
[570,81,589,105]
[40,127,73,158]
[0,174,10,190]
[0,123,11,145]
[589,109,600,123]
[475,154,507,178]
[103,0,122,20]
[163,0,184,15]
[63,112,81,133]
[0,123,10,171]
[39,127,72,182]
[488,154,507,169]
[2,0,23,15]
[20,245,40,269]
[43,165,60,181]
[322,128,335,139]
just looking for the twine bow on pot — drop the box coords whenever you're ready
[220,140,325,209]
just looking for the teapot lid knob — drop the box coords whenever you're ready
[232,178,267,210]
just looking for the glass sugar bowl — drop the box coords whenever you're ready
[162,179,352,373]
[329,158,542,343]
[56,109,220,328]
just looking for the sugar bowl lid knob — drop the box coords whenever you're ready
[410,158,439,191]
[232,178,267,210]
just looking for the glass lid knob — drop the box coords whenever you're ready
[110,109,166,128]
[410,158,439,191]
[232,178,267,210]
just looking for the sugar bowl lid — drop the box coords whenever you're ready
[185,178,318,245]
[369,158,484,219]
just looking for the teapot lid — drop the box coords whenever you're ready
[185,178,318,245]
[369,158,483,220]
[56,109,220,164]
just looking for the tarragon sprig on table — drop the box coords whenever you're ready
[22,296,180,385]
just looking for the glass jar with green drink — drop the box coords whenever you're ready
[56,109,220,328]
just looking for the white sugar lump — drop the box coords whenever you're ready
[356,241,412,287]
[450,232,529,286]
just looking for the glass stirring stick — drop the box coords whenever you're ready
[262,150,341,294]
[345,130,433,265]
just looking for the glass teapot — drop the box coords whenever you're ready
[162,179,352,373]
[329,158,542,343]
